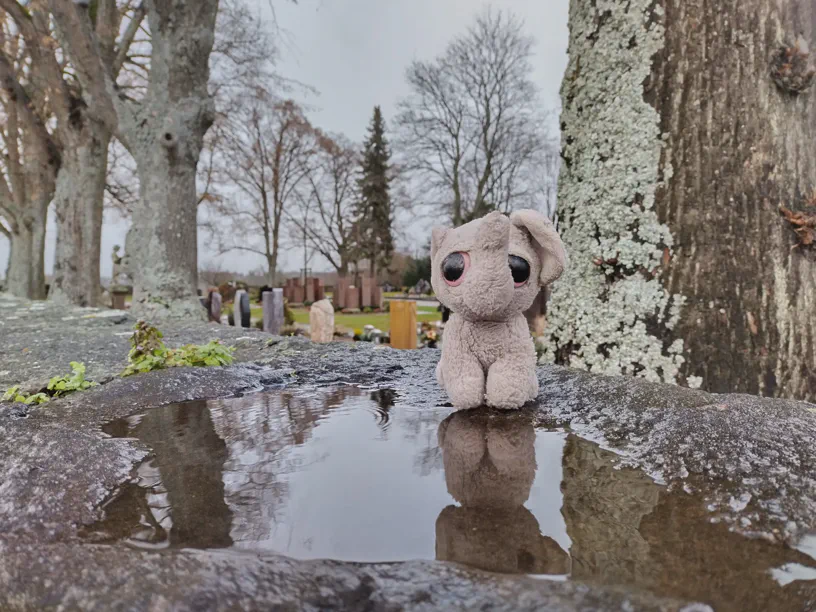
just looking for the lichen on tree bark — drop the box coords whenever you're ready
[542,0,694,386]
[549,0,816,401]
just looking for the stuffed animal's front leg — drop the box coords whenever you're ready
[437,315,486,409]
[485,352,538,410]
[438,352,485,409]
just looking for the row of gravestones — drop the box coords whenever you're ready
[200,289,286,335]
[199,290,417,349]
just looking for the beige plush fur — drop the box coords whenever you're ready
[431,210,567,410]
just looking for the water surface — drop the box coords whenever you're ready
[87,386,816,611]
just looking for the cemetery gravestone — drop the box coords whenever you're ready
[262,289,285,335]
[310,299,335,343]
[234,290,251,328]
[390,300,417,349]
[361,276,373,308]
[335,278,349,309]
[209,292,222,323]
[345,285,360,310]
[111,292,127,310]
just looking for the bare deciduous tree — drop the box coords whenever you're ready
[396,9,546,227]
[202,97,315,285]
[45,0,220,319]
[0,14,59,299]
[290,133,359,277]
[0,0,151,306]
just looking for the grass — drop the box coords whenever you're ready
[292,308,440,333]
[248,305,441,332]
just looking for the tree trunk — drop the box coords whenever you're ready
[546,0,816,400]
[50,123,110,307]
[653,0,816,400]
[126,136,205,320]
[118,2,219,321]
[5,203,48,300]
[266,252,278,287]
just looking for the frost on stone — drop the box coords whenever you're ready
[542,0,692,386]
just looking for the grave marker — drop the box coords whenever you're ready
[389,300,417,349]
[234,290,251,328]
[262,289,285,335]
[361,276,373,308]
[335,278,349,309]
[310,299,335,343]
[209,291,222,323]
[345,284,360,310]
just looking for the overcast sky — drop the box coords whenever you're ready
[0,0,569,279]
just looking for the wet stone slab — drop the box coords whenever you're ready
[1,297,816,610]
[76,388,814,611]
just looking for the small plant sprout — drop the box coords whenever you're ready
[121,321,235,377]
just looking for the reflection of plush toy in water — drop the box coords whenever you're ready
[431,210,567,410]
[435,409,570,575]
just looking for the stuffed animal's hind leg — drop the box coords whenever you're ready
[485,355,538,409]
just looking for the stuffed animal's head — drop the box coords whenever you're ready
[430,210,567,322]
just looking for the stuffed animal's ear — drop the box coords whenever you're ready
[510,209,567,286]
[476,211,511,251]
[431,226,448,260]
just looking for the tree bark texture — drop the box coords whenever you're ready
[546,0,816,400]
[652,0,816,400]
[6,208,47,300]
[50,120,110,307]
[118,1,218,320]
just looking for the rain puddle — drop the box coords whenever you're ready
[87,387,816,611]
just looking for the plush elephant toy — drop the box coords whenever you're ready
[431,210,567,410]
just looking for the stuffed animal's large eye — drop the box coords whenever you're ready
[442,252,468,286]
[509,255,530,286]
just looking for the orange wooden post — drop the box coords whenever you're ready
[389,301,417,349]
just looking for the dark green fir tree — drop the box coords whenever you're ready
[357,106,394,279]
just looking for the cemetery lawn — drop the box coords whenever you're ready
[249,305,440,332]
[293,307,440,332]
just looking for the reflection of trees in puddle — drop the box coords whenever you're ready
[560,435,660,585]
[210,386,369,546]
[560,436,815,611]
[90,401,234,549]
[435,409,570,575]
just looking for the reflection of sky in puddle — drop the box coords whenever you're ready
[213,388,570,566]
[92,387,816,612]
[241,403,456,561]
[770,563,816,587]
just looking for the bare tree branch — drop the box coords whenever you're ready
[396,8,551,226]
